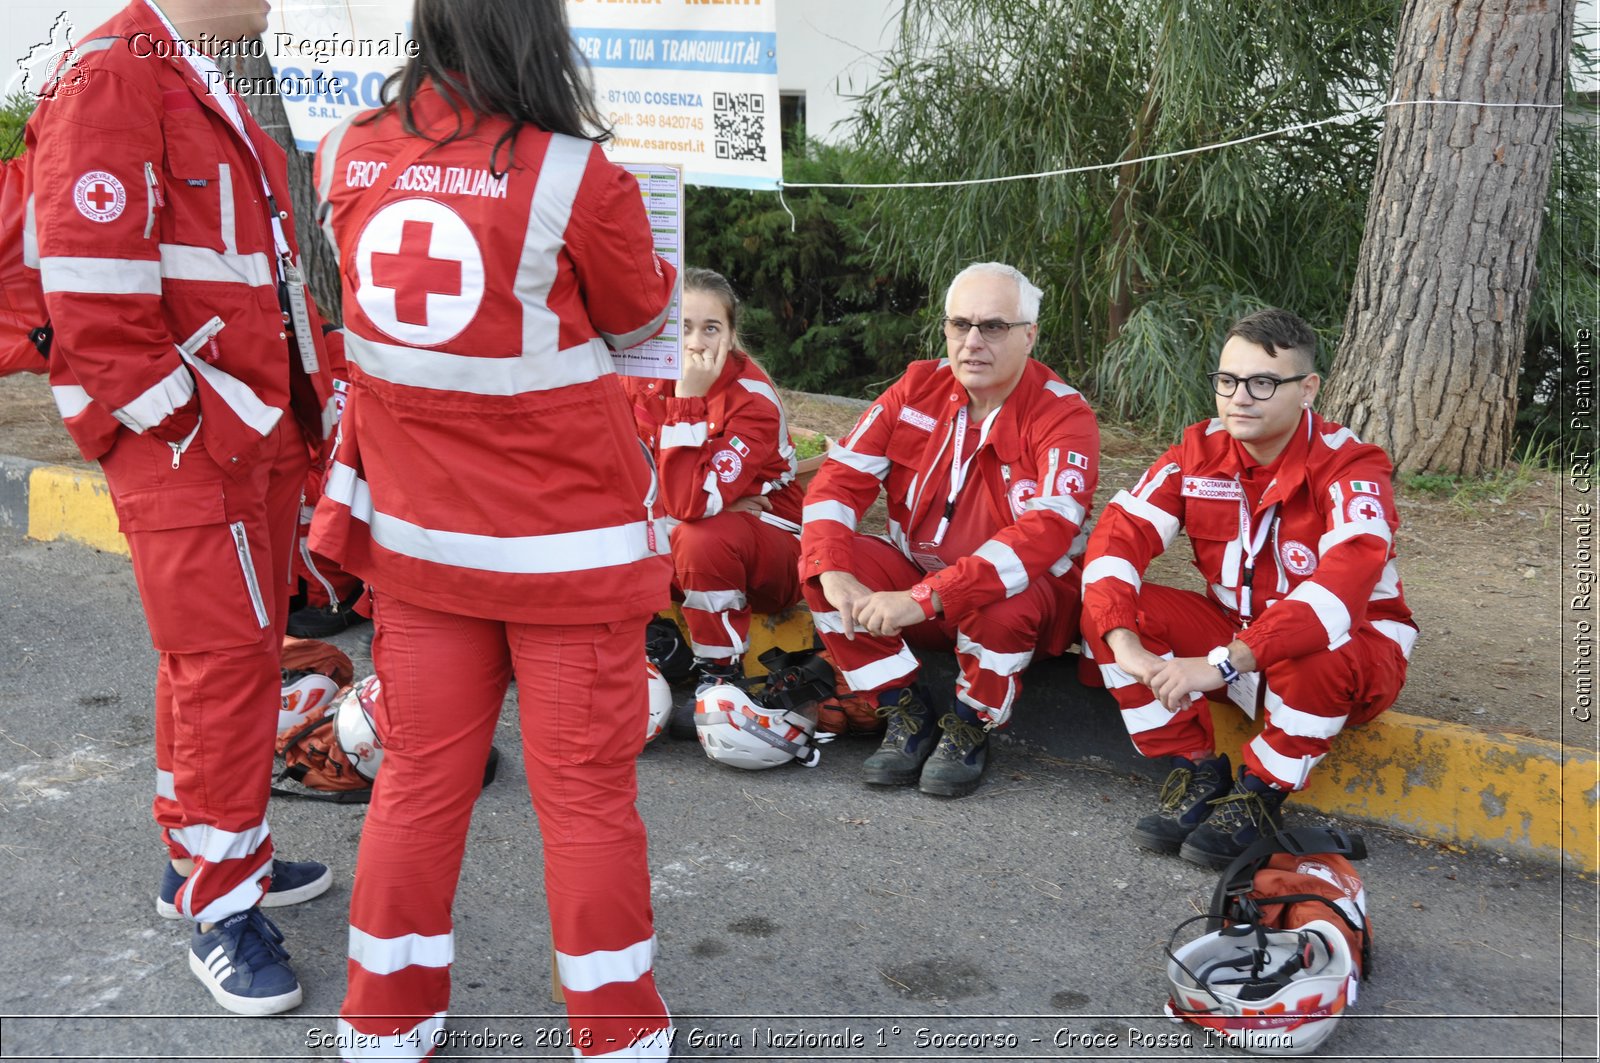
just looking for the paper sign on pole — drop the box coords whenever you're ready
[612,164,685,381]
[566,1,782,190]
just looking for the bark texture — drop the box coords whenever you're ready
[222,47,343,324]
[1325,0,1572,475]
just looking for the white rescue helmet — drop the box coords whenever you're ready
[279,672,340,732]
[333,675,384,782]
[644,660,671,745]
[693,682,826,770]
[1165,918,1355,1055]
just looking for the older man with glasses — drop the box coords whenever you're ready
[800,262,1100,797]
[1080,308,1417,867]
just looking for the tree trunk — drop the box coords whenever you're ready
[1324,0,1572,475]
[221,47,343,324]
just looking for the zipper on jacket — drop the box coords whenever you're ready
[167,419,201,469]
[638,438,662,553]
[143,162,163,239]
[230,521,270,629]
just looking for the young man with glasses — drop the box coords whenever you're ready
[1080,309,1416,867]
[800,262,1100,797]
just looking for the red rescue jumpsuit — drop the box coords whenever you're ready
[799,359,1099,726]
[1080,411,1416,790]
[24,0,338,924]
[313,82,677,1060]
[622,352,802,664]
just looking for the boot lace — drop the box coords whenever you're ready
[934,712,985,758]
[1205,788,1275,836]
[874,689,924,742]
[1158,765,1196,812]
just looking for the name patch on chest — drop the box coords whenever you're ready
[1181,476,1243,501]
[898,406,937,433]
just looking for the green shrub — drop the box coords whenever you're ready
[685,140,929,398]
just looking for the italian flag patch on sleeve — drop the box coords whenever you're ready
[1349,480,1381,495]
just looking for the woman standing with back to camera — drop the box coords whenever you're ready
[310,0,676,1057]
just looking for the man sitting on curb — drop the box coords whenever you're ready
[1080,308,1417,867]
[800,262,1100,797]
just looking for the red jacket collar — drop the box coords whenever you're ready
[118,0,266,155]
[941,358,1059,464]
[1221,408,1315,506]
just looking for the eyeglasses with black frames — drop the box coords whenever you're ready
[942,317,1032,342]
[1208,371,1310,401]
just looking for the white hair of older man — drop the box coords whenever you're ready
[943,262,1043,324]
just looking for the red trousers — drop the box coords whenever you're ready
[338,595,670,1061]
[1080,583,1408,790]
[100,416,309,924]
[800,535,1067,726]
[669,511,799,664]
[295,462,361,607]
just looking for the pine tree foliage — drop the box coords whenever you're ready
[849,0,1399,433]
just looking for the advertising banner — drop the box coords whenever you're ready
[262,1,781,190]
[567,0,782,190]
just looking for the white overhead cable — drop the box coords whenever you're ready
[778,97,1566,192]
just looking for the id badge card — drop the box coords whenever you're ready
[911,544,948,574]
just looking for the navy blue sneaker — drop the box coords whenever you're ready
[157,858,332,920]
[189,908,303,1015]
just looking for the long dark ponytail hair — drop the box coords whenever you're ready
[376,0,610,175]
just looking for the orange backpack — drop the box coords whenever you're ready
[1208,827,1373,980]
[273,639,371,803]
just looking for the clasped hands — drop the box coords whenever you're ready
[1103,628,1245,713]
[818,570,931,639]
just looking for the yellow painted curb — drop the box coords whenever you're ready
[1213,707,1599,872]
[27,464,127,556]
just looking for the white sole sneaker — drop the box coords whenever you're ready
[188,944,303,1016]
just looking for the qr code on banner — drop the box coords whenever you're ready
[713,92,766,162]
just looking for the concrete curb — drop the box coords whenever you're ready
[2,452,1594,872]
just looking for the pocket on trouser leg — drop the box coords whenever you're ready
[116,484,273,652]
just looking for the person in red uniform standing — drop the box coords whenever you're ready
[801,262,1100,798]
[1080,309,1416,868]
[311,0,677,1057]
[25,0,339,1015]
[623,268,803,737]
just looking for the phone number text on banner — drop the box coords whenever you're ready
[567,3,781,191]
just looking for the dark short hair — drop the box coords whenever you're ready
[1224,309,1317,372]
[376,0,609,174]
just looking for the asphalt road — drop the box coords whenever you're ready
[0,534,1594,1062]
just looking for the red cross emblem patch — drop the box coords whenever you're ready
[712,448,743,483]
[1007,478,1039,518]
[72,170,125,223]
[1345,496,1385,523]
[355,198,484,346]
[1279,539,1317,576]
